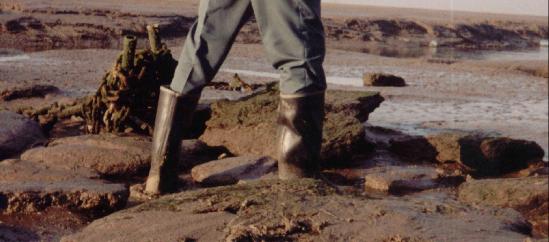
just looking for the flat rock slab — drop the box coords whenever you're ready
[363,165,443,194]
[0,111,45,159]
[459,176,549,237]
[64,179,531,242]
[20,135,228,178]
[21,134,151,178]
[191,156,277,186]
[0,159,128,216]
[200,85,384,166]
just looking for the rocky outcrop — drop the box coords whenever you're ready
[200,85,384,166]
[0,111,45,160]
[63,179,531,242]
[427,133,545,176]
[363,165,443,194]
[0,159,128,216]
[191,156,277,186]
[363,73,406,87]
[459,176,549,238]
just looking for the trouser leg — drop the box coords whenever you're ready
[145,0,252,194]
[251,0,327,179]
[170,0,253,95]
[251,0,326,95]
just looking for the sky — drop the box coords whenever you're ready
[323,0,549,16]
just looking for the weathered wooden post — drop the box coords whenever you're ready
[147,24,161,53]
[121,35,137,71]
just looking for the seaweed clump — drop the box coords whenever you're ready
[82,25,178,134]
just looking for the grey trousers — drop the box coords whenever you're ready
[170,0,327,95]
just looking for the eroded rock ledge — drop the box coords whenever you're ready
[200,85,384,166]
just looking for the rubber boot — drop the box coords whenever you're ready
[277,92,325,180]
[145,86,199,195]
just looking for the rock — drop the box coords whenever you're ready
[21,134,152,178]
[363,73,406,87]
[0,159,128,216]
[427,133,545,176]
[480,138,545,174]
[21,134,227,178]
[388,135,439,163]
[191,156,277,186]
[459,176,548,238]
[0,84,59,101]
[0,111,45,160]
[64,179,531,242]
[200,85,384,166]
[363,165,442,194]
[179,139,231,171]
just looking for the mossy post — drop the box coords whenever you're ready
[121,35,137,71]
[147,24,161,53]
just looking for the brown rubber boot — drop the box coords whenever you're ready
[145,86,199,195]
[277,92,325,180]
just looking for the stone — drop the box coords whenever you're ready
[0,159,128,216]
[179,139,232,171]
[0,84,59,101]
[479,138,545,174]
[427,133,545,176]
[63,179,531,242]
[21,134,151,178]
[20,134,227,178]
[191,156,277,186]
[459,176,548,238]
[363,165,442,194]
[200,85,384,166]
[388,135,439,163]
[363,73,406,87]
[0,111,45,160]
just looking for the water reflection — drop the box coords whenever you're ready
[361,41,549,61]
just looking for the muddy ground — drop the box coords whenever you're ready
[0,1,548,241]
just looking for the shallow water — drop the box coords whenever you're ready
[361,43,549,61]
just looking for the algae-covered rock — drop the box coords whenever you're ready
[427,133,545,176]
[0,159,128,216]
[64,179,531,242]
[0,84,59,101]
[363,73,406,87]
[200,85,384,166]
[0,111,45,160]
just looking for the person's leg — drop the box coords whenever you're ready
[170,0,253,95]
[145,0,252,194]
[251,0,327,179]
